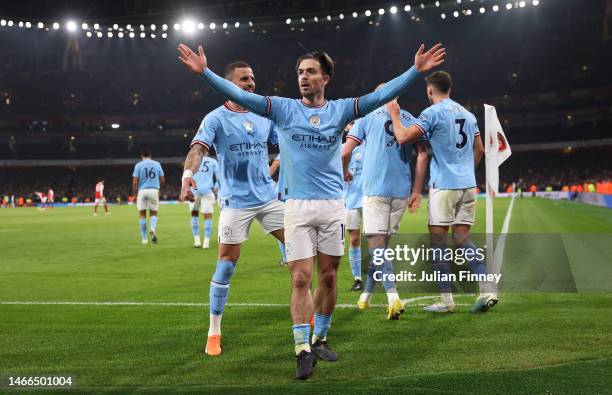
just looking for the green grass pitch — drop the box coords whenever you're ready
[1,197,611,393]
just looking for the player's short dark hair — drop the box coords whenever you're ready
[425,71,452,94]
[224,61,251,78]
[140,148,152,157]
[295,51,335,79]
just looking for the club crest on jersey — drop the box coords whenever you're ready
[222,226,233,237]
[243,121,255,136]
[309,115,321,128]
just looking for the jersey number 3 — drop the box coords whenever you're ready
[455,119,467,149]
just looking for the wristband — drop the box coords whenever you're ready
[182,170,193,182]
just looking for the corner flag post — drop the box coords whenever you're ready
[484,104,512,293]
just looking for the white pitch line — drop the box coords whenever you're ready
[0,296,471,309]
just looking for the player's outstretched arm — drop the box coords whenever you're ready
[341,138,359,182]
[356,44,445,118]
[386,100,424,144]
[180,144,208,202]
[177,44,269,116]
[409,141,428,213]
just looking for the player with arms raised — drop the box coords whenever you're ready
[342,91,428,319]
[132,148,165,245]
[177,42,445,380]
[387,71,495,313]
[179,61,287,357]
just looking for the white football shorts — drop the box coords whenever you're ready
[136,189,159,211]
[345,208,362,230]
[218,199,284,244]
[188,192,215,214]
[428,188,476,226]
[363,196,408,235]
[284,199,345,261]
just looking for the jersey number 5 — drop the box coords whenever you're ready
[455,119,467,149]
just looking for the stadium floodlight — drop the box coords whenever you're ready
[161,32,167,38]
[492,5,500,12]
[313,16,319,22]
[441,13,446,19]
[506,3,513,9]
[8,20,14,27]
[222,22,228,29]
[182,19,196,33]
[197,22,204,29]
[480,7,485,13]
[453,10,459,17]
[86,31,92,37]
[18,21,24,28]
[0,20,5,26]
[390,6,397,14]
[126,24,132,30]
[457,0,461,3]
[37,22,44,28]
[466,9,472,15]
[532,0,540,5]
[94,23,100,30]
[234,21,239,28]
[285,18,291,24]
[209,22,216,29]
[140,32,145,38]
[150,24,156,30]
[66,21,76,32]
[129,32,135,38]
[113,23,118,30]
[118,32,124,38]
[435,1,440,7]
[162,24,168,30]
[139,24,144,31]
[519,1,526,7]
[339,13,345,19]
[326,15,332,21]
[151,33,156,38]
[173,23,181,31]
[96,31,102,37]
[81,22,88,30]
[352,11,358,18]
[25,21,32,28]
[378,8,385,15]
[365,9,372,16]
[249,21,253,26]
[404,5,411,12]
[420,3,425,9]
[107,32,113,37]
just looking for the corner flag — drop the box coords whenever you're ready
[484,104,512,196]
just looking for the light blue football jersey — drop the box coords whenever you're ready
[133,159,164,189]
[269,98,357,200]
[343,137,365,209]
[192,157,219,196]
[348,106,423,198]
[191,103,278,209]
[414,98,479,190]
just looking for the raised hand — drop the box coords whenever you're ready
[414,43,445,73]
[386,99,401,118]
[177,44,207,75]
[179,177,197,202]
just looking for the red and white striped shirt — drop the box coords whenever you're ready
[95,182,104,198]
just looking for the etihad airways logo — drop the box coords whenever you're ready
[291,134,337,143]
[229,141,268,151]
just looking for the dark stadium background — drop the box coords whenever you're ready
[0,0,610,202]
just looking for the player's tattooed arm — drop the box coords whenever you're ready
[409,141,428,213]
[177,44,268,115]
[341,139,359,182]
[180,144,208,202]
[473,133,484,168]
[356,44,445,118]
